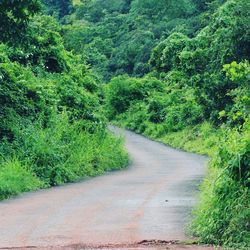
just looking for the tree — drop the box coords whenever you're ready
[43,0,73,19]
[0,0,41,43]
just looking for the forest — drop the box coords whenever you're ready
[0,0,249,249]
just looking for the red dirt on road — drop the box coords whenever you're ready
[0,128,213,250]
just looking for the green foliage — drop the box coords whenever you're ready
[150,32,190,72]
[106,75,203,134]
[105,75,165,118]
[74,0,131,23]
[150,0,250,124]
[0,113,128,188]
[9,15,69,73]
[159,122,223,156]
[0,54,47,141]
[0,9,129,200]
[220,60,250,126]
[0,14,104,127]
[0,0,41,43]
[43,0,73,19]
[0,35,100,140]
[0,159,43,200]
[223,61,250,82]
[63,0,210,80]
[191,121,250,248]
[131,0,195,19]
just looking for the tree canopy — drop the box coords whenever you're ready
[0,0,41,43]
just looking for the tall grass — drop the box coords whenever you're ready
[0,159,43,200]
[190,122,250,249]
[0,113,129,200]
[158,122,223,156]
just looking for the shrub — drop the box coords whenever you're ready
[0,159,43,200]
[0,14,129,200]
[106,75,203,134]
[105,75,164,118]
[191,121,250,248]
[8,113,129,186]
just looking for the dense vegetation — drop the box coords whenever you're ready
[0,0,249,249]
[97,0,249,248]
[62,0,219,80]
[0,0,128,200]
[43,0,73,19]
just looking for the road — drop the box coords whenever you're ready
[0,128,212,250]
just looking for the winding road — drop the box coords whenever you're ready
[0,128,212,250]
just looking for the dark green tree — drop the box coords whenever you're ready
[43,0,73,19]
[0,0,41,43]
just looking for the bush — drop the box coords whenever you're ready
[115,101,150,134]
[2,113,129,188]
[149,0,250,124]
[0,58,48,140]
[150,32,190,72]
[159,122,222,156]
[106,75,203,134]
[0,13,129,200]
[105,75,165,118]
[0,159,43,200]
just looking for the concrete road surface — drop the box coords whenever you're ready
[0,128,211,249]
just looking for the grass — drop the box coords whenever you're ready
[115,119,223,156]
[0,114,129,201]
[158,122,223,156]
[0,159,43,200]
[190,123,250,249]
[191,168,250,249]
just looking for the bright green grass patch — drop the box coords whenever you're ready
[0,159,43,200]
[115,119,222,156]
[158,122,223,156]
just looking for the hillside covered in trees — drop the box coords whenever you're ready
[0,0,249,249]
[0,0,128,200]
[63,0,220,80]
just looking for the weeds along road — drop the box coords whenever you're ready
[0,128,211,250]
